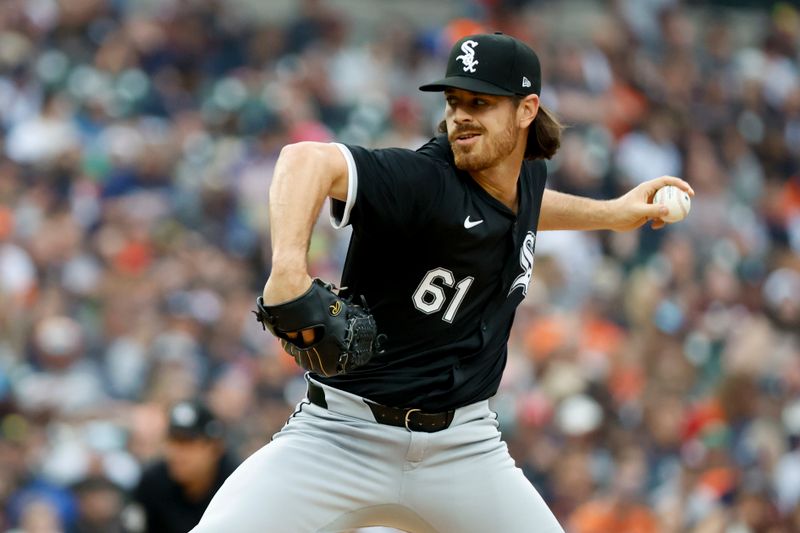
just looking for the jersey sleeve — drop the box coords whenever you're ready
[329,143,443,234]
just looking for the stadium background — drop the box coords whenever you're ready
[1,0,800,531]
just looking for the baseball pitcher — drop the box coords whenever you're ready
[192,32,693,533]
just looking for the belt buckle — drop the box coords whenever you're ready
[404,408,422,431]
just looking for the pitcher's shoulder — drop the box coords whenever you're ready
[415,135,454,167]
[523,158,548,177]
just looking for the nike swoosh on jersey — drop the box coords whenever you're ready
[464,216,484,229]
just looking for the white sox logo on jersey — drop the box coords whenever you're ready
[456,40,479,73]
[509,231,536,297]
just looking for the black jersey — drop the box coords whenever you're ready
[317,135,546,411]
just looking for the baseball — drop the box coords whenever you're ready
[653,185,691,223]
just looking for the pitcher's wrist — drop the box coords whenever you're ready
[262,271,312,305]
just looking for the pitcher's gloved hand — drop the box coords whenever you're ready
[254,279,385,377]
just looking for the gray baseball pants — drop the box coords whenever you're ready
[191,377,564,533]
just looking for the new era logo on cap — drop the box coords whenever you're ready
[419,32,541,97]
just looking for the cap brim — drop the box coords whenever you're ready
[419,76,515,96]
[168,428,206,440]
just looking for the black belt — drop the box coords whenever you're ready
[306,381,455,433]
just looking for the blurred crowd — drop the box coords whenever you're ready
[0,0,799,531]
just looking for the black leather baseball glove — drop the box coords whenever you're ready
[254,279,384,377]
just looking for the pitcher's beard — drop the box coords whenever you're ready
[452,143,483,171]
[451,123,518,172]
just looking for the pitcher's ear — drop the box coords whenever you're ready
[518,94,539,128]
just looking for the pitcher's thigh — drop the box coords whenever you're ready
[409,445,564,533]
[192,421,393,533]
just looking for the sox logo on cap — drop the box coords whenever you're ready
[456,40,479,73]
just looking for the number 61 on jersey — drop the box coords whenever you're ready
[412,268,474,323]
